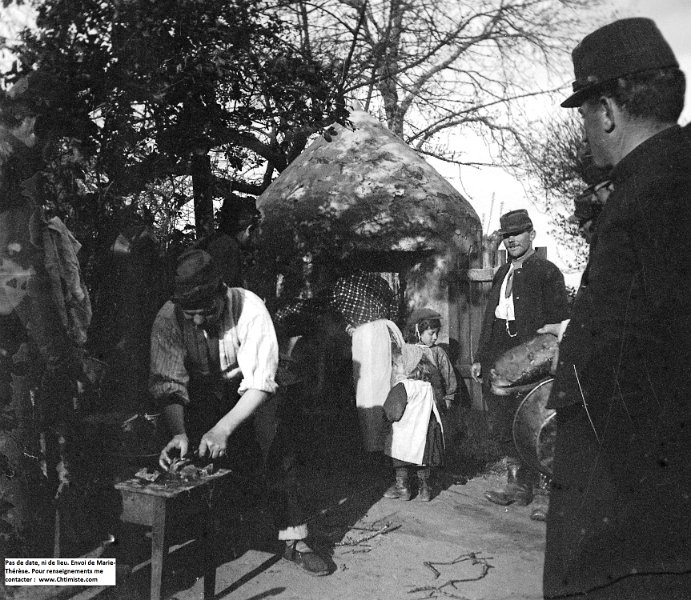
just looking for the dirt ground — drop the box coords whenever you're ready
[8,404,548,600]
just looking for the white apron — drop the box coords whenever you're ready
[351,319,404,452]
[385,379,444,464]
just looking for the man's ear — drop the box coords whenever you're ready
[601,96,617,133]
[529,230,537,242]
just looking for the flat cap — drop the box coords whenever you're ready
[562,18,678,108]
[499,209,533,235]
[172,249,223,308]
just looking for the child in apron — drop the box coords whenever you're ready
[383,344,444,501]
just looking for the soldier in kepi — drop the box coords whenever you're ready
[471,209,569,512]
[544,18,691,599]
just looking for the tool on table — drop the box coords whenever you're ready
[135,449,216,484]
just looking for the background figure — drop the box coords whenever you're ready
[330,271,403,456]
[383,344,444,502]
[569,179,612,244]
[471,209,569,509]
[193,195,261,288]
[545,18,691,599]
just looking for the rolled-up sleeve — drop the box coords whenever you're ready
[148,302,190,404]
[234,291,279,395]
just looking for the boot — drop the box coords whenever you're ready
[416,468,432,502]
[484,463,534,506]
[513,465,535,506]
[383,467,410,500]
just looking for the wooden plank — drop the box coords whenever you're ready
[458,267,497,282]
[150,496,168,600]
[456,363,474,378]
[114,468,233,498]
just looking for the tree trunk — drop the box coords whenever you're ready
[192,151,214,239]
[377,0,406,136]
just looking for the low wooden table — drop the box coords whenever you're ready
[115,468,233,600]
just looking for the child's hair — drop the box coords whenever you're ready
[404,317,442,344]
[408,354,434,383]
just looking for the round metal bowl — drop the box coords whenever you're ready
[513,378,556,477]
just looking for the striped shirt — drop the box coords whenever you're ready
[149,287,278,404]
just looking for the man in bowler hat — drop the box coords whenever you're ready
[471,209,569,511]
[544,18,691,598]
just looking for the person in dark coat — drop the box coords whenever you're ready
[569,180,612,245]
[193,196,261,289]
[544,18,691,599]
[471,209,569,507]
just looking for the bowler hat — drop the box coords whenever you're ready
[499,209,533,235]
[562,18,678,108]
[407,307,442,327]
[172,249,223,308]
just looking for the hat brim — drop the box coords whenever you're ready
[499,227,532,235]
[561,85,596,108]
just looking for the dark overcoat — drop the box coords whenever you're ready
[544,125,691,598]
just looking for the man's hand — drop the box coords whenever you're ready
[198,426,229,460]
[471,362,482,383]
[159,433,189,470]
[537,319,570,342]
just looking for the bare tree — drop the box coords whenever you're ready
[280,0,602,167]
[517,112,611,271]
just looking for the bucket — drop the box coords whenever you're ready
[512,378,556,477]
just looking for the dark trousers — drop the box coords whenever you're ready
[483,318,524,462]
[185,382,307,535]
[482,318,540,488]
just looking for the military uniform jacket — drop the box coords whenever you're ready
[475,253,569,365]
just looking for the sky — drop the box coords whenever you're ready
[438,0,691,285]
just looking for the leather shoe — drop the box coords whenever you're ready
[283,541,330,576]
[530,506,547,521]
[484,484,533,507]
[484,490,514,506]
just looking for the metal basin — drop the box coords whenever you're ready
[513,378,556,477]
